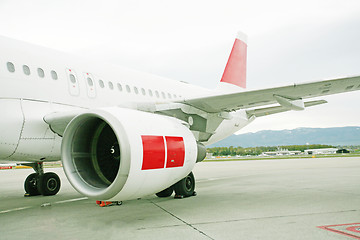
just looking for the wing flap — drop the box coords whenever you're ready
[247,100,327,117]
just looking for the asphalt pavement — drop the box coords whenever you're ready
[0,157,359,240]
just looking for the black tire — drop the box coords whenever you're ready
[174,172,195,197]
[156,186,174,197]
[37,172,61,196]
[24,173,40,196]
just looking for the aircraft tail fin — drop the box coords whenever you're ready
[217,32,247,91]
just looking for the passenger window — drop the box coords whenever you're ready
[117,83,123,91]
[148,89,153,97]
[126,85,131,93]
[51,70,58,80]
[141,88,146,95]
[87,77,94,86]
[69,74,76,83]
[7,62,15,73]
[109,81,114,89]
[99,80,105,88]
[168,93,172,99]
[155,90,159,98]
[134,87,139,94]
[37,68,45,78]
[173,94,177,98]
[161,92,166,98]
[23,65,30,75]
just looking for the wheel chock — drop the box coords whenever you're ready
[96,201,122,207]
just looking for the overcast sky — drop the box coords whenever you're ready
[0,0,359,133]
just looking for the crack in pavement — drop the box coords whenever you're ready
[150,200,215,240]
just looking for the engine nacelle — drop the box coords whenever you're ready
[61,107,199,201]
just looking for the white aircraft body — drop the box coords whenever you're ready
[0,32,359,201]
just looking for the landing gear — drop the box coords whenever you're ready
[156,186,174,198]
[37,172,61,196]
[155,172,196,199]
[174,172,196,198]
[24,173,41,196]
[23,162,61,197]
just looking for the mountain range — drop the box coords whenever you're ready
[209,126,360,147]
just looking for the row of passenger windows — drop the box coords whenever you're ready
[6,61,181,99]
[90,76,179,99]
[7,61,58,80]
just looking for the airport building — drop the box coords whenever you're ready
[262,149,301,156]
[304,148,338,155]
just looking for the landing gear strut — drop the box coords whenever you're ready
[23,162,61,197]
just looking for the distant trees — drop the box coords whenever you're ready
[207,144,336,156]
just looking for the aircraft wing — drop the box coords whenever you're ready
[44,75,360,138]
[183,75,360,113]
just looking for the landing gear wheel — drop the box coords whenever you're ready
[24,173,40,196]
[156,186,174,197]
[174,172,195,198]
[37,172,61,196]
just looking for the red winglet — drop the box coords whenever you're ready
[220,32,247,88]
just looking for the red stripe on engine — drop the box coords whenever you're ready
[165,136,185,168]
[141,135,165,170]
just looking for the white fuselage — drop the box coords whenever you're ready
[0,36,252,163]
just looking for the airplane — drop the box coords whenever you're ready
[0,32,359,201]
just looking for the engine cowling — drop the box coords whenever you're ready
[61,107,199,201]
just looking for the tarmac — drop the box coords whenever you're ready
[0,157,359,240]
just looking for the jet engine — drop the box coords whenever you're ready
[61,107,202,201]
